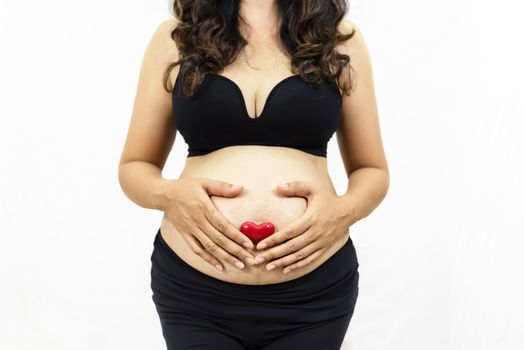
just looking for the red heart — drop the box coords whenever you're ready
[239,221,275,245]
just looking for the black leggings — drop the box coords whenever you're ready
[150,228,359,350]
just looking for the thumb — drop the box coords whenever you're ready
[275,181,314,198]
[200,179,244,198]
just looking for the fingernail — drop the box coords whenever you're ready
[277,182,288,188]
[235,261,245,269]
[243,241,253,248]
[245,257,255,265]
[215,264,223,271]
[283,267,292,274]
[267,264,276,271]
[258,242,267,249]
[254,256,265,264]
[229,184,241,189]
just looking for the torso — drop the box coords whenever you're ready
[160,33,349,286]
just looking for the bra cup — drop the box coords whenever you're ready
[172,74,342,157]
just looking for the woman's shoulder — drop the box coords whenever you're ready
[337,18,358,36]
[149,16,180,58]
[334,19,372,67]
[142,17,180,61]
[335,19,362,53]
[157,16,181,33]
[142,17,181,87]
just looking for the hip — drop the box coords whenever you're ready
[150,226,360,324]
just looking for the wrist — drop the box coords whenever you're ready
[151,178,174,212]
[338,192,361,227]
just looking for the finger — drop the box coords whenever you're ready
[195,221,249,270]
[199,219,255,267]
[282,248,325,274]
[254,233,312,266]
[275,181,315,198]
[191,226,247,270]
[181,229,225,272]
[200,179,244,198]
[204,202,254,249]
[265,241,320,272]
[256,214,312,250]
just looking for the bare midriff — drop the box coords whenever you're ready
[160,145,350,285]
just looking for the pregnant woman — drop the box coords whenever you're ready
[118,1,389,349]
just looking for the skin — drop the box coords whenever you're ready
[118,0,389,276]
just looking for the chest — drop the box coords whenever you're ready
[172,73,343,157]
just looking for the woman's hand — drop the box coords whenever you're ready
[161,178,256,271]
[252,181,357,274]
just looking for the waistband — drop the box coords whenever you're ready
[152,227,358,300]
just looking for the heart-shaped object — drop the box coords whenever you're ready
[239,221,275,245]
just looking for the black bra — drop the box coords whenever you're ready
[172,72,342,158]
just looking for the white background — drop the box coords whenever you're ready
[1,0,523,349]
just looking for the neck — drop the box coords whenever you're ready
[239,0,280,29]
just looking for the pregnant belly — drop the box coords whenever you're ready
[159,146,349,285]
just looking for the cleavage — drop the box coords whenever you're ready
[210,72,299,120]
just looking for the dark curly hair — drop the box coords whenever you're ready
[163,0,356,98]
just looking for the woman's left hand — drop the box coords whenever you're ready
[253,181,357,274]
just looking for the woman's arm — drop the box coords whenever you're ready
[118,17,257,268]
[118,17,180,211]
[336,20,390,226]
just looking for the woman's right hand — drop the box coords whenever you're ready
[159,177,256,271]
